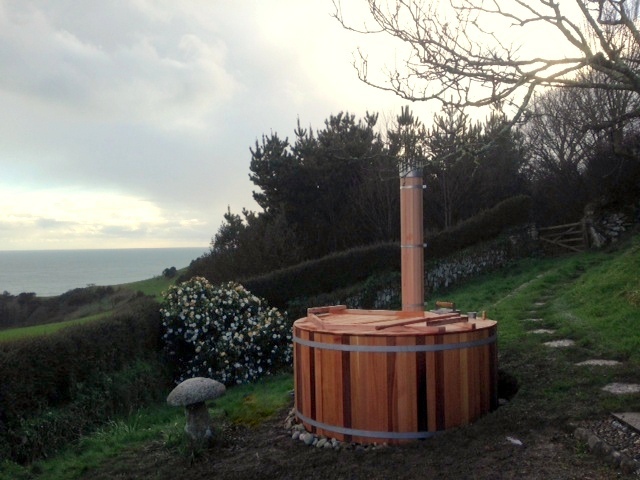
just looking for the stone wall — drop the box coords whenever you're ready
[340,230,535,310]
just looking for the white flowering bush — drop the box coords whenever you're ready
[160,277,292,385]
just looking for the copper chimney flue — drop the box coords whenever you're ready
[400,167,424,312]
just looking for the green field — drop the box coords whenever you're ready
[116,270,185,299]
[0,270,182,343]
[0,312,110,343]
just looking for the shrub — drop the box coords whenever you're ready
[243,242,400,309]
[285,233,532,316]
[243,195,532,308]
[58,285,115,306]
[0,297,163,421]
[425,194,533,258]
[160,277,292,386]
[0,297,170,463]
[286,272,402,319]
[4,359,170,464]
[162,266,178,278]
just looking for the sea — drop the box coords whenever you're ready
[0,247,208,297]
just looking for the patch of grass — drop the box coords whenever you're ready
[0,373,293,480]
[2,406,184,480]
[211,373,294,426]
[437,257,554,311]
[0,312,110,342]
[120,269,186,299]
[627,289,640,307]
[552,238,640,361]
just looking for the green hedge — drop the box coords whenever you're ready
[0,297,172,464]
[243,195,532,308]
[285,272,402,319]
[242,242,399,310]
[426,195,532,257]
[2,360,170,464]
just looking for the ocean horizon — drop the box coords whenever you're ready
[0,247,208,297]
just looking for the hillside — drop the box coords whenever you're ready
[0,273,179,342]
[2,233,638,479]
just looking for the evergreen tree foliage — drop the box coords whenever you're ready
[249,111,398,258]
[188,108,532,284]
[422,108,527,230]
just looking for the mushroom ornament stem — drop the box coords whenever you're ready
[184,401,213,442]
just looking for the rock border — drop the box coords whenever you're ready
[574,426,640,475]
[284,408,389,452]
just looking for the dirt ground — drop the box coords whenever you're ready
[79,402,632,480]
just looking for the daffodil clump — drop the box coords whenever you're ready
[161,277,292,385]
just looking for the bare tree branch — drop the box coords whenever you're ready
[333,0,640,125]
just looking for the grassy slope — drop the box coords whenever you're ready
[117,273,183,299]
[442,235,640,421]
[0,272,180,343]
[0,312,110,342]
[0,375,295,480]
[1,234,639,479]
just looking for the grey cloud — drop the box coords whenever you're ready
[0,0,404,249]
[35,218,75,229]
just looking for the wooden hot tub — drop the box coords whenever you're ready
[293,305,498,444]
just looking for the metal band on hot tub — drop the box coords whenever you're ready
[295,410,436,440]
[293,332,497,353]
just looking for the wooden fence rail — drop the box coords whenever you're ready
[537,221,588,253]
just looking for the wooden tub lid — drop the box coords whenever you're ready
[295,305,496,336]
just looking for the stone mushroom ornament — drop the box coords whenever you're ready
[167,377,226,443]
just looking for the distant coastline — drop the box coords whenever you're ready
[0,247,207,297]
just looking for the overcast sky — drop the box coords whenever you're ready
[0,0,420,251]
